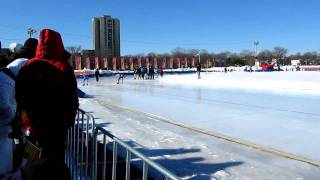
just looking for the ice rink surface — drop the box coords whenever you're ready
[79,71,320,179]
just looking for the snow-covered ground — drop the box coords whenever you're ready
[78,71,320,179]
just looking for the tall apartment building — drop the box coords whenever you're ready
[93,15,120,58]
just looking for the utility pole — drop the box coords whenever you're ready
[27,28,37,38]
[254,41,259,66]
[254,41,259,56]
[197,51,201,79]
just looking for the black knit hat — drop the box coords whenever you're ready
[8,38,38,62]
[23,38,38,59]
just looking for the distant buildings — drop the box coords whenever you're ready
[92,15,120,59]
[291,59,301,66]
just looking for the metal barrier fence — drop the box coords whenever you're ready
[66,109,181,180]
[66,108,96,180]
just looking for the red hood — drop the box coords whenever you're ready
[35,29,66,61]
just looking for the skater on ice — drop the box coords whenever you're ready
[197,63,201,79]
[117,73,125,84]
[82,67,89,86]
[95,68,100,82]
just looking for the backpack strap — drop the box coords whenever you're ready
[0,67,16,81]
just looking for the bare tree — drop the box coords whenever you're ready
[272,47,288,65]
[240,50,255,65]
[171,47,185,57]
[258,50,273,62]
[65,46,82,54]
[302,51,318,65]
[147,52,157,57]
[188,49,199,56]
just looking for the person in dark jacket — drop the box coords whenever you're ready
[150,66,155,80]
[197,63,201,79]
[95,68,100,82]
[15,29,79,164]
[159,66,164,77]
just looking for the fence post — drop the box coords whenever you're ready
[112,141,118,180]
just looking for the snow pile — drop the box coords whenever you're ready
[159,71,320,96]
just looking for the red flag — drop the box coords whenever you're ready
[146,57,150,67]
[129,57,134,70]
[177,57,181,68]
[138,56,142,67]
[153,56,158,67]
[192,57,195,67]
[184,57,188,68]
[112,57,117,70]
[120,57,125,70]
[76,56,81,70]
[162,56,166,68]
[85,57,90,69]
[169,57,174,69]
[102,57,108,69]
[94,57,99,69]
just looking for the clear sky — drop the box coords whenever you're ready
[1,0,320,55]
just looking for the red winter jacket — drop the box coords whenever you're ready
[16,29,79,132]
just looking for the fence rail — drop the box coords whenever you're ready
[66,109,181,180]
[65,108,95,180]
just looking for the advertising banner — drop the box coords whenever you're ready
[85,57,90,69]
[153,56,158,67]
[112,57,117,70]
[102,57,107,69]
[129,57,134,70]
[94,57,99,69]
[177,57,181,68]
[138,56,142,67]
[162,56,166,68]
[184,57,188,67]
[169,57,174,69]
[120,57,125,70]
[146,57,150,67]
[76,56,81,70]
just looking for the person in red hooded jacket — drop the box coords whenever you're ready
[15,29,79,163]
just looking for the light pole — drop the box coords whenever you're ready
[27,28,37,38]
[254,41,259,56]
[254,41,259,67]
[197,52,201,79]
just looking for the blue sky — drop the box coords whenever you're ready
[1,0,320,55]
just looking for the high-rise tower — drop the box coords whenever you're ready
[92,15,120,58]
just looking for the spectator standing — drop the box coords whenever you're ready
[15,29,79,164]
[0,38,38,176]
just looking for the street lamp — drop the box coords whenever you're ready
[254,41,259,56]
[254,41,260,67]
[197,52,201,79]
[27,28,37,38]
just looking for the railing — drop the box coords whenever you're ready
[66,109,181,180]
[65,108,95,180]
[92,127,181,180]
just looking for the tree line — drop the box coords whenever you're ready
[66,46,320,68]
